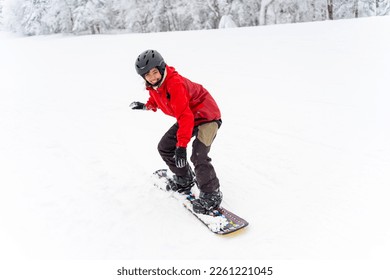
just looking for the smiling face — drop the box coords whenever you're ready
[144,67,162,86]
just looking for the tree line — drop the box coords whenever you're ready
[0,0,389,36]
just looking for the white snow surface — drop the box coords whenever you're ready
[1,16,390,261]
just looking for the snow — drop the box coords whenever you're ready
[219,15,238,29]
[1,16,390,263]
[151,171,231,234]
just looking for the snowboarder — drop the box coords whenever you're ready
[130,49,223,214]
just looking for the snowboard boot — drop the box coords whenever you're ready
[171,168,196,194]
[192,189,223,214]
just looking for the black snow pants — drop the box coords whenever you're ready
[157,121,220,193]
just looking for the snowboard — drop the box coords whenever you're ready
[152,169,249,235]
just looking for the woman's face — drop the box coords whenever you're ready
[144,67,162,86]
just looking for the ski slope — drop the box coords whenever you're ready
[1,16,390,261]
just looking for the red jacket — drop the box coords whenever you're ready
[145,65,221,148]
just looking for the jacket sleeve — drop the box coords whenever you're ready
[169,82,194,148]
[145,95,158,112]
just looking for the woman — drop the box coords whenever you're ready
[130,49,223,214]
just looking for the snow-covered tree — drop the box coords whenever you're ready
[19,0,51,35]
[331,0,376,19]
[150,0,175,32]
[127,1,153,33]
[219,14,237,28]
[42,0,73,34]
[310,0,328,21]
[229,0,261,27]
[275,0,302,24]
[259,0,277,25]
[333,0,358,19]
[184,0,223,30]
[2,0,70,35]
[170,1,193,31]
[2,0,19,32]
[358,0,376,17]
[376,0,390,15]
[72,0,110,34]
[109,0,132,30]
[0,0,4,29]
[327,0,334,19]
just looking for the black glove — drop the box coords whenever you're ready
[174,147,187,168]
[129,101,145,110]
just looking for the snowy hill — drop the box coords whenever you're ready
[1,16,390,263]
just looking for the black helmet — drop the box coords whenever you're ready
[135,49,166,77]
